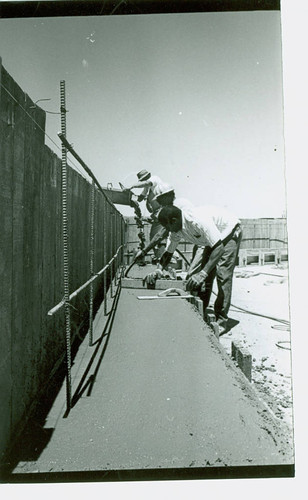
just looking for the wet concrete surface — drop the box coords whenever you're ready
[11,277,293,476]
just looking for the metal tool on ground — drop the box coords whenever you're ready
[137,288,193,300]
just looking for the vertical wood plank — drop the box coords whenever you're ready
[10,74,28,436]
[0,63,14,459]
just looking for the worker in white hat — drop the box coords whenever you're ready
[124,170,173,214]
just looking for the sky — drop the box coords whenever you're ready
[0,9,286,218]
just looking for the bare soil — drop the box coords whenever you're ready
[214,263,293,431]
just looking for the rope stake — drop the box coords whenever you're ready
[110,213,113,298]
[89,180,95,345]
[60,80,72,411]
[104,197,108,316]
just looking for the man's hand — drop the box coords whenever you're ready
[143,269,163,286]
[186,271,207,291]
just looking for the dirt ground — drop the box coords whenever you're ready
[209,262,293,432]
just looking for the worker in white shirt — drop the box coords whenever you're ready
[157,204,242,335]
[124,169,173,214]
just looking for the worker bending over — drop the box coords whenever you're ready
[134,187,193,261]
[157,205,242,335]
[124,170,173,260]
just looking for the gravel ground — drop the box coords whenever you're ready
[211,263,293,432]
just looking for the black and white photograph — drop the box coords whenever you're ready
[0,0,305,495]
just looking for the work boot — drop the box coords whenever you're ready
[217,317,228,336]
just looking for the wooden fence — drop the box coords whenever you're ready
[240,218,288,249]
[124,215,288,266]
[0,61,124,464]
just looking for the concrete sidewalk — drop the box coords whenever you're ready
[10,279,293,478]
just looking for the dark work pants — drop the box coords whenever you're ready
[188,227,242,325]
[150,221,166,260]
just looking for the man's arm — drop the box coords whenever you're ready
[158,228,183,269]
[186,241,225,291]
[125,180,153,190]
[135,227,169,259]
[159,251,174,270]
[200,241,224,276]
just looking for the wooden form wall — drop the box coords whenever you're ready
[0,62,124,463]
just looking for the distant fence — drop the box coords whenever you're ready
[0,61,124,463]
[124,216,288,265]
[239,218,288,249]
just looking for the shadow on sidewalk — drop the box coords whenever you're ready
[70,284,122,409]
[1,283,122,480]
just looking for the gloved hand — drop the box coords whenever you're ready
[143,269,163,286]
[186,271,207,291]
